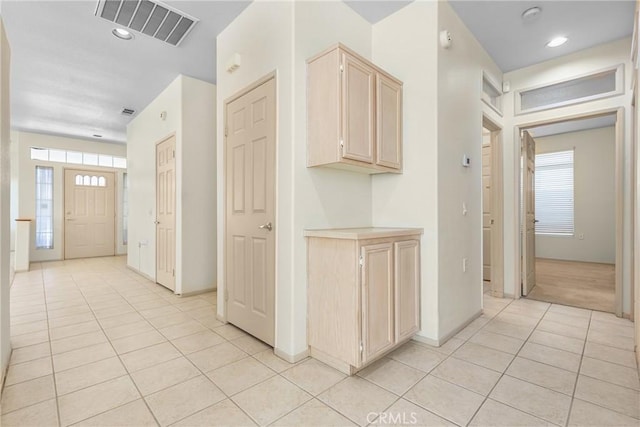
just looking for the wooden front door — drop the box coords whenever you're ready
[64,169,115,259]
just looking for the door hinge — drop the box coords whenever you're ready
[359,255,363,266]
[172,150,175,159]
[359,341,363,354]
[224,290,229,302]
[340,64,344,73]
[172,269,175,277]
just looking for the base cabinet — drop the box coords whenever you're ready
[305,228,422,374]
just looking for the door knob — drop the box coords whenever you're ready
[259,222,273,231]
[534,219,540,223]
[154,221,160,225]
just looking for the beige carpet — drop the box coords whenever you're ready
[527,258,615,313]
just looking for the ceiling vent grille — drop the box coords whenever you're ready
[95,0,198,46]
[121,108,136,116]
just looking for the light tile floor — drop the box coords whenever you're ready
[1,256,639,426]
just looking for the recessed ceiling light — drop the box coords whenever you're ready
[522,6,542,21]
[547,36,568,48]
[112,28,133,40]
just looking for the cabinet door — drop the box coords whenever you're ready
[395,240,420,342]
[376,74,402,170]
[341,52,375,164]
[361,242,395,364]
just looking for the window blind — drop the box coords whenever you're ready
[535,150,574,235]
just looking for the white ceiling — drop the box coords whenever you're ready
[344,1,413,24]
[2,0,250,144]
[449,0,635,72]
[527,114,617,138]
[1,1,635,145]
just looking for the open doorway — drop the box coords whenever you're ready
[482,116,504,298]
[519,111,622,313]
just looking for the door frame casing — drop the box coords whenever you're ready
[62,167,117,260]
[482,116,505,298]
[155,133,177,291]
[221,71,278,334]
[515,107,625,316]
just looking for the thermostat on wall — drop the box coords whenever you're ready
[462,154,471,167]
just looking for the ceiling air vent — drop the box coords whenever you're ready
[95,0,198,46]
[121,108,136,116]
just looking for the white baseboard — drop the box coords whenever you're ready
[126,265,155,282]
[413,309,483,348]
[411,334,439,347]
[274,347,309,364]
[179,288,216,297]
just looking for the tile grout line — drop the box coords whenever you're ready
[462,299,558,426]
[94,273,267,427]
[564,310,592,427]
[39,262,63,427]
[46,263,163,427]
[389,296,520,426]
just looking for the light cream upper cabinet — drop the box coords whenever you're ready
[305,228,422,375]
[307,44,403,174]
[342,53,375,164]
[376,73,403,170]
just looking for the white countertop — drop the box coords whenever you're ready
[304,227,423,240]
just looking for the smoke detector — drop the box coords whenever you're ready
[522,6,542,21]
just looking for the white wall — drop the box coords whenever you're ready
[127,75,216,295]
[216,0,372,359]
[14,131,127,262]
[535,127,616,264]
[503,38,633,313]
[373,1,503,343]
[9,130,17,251]
[127,76,180,279]
[372,1,440,341]
[435,1,504,339]
[180,77,217,294]
[0,18,10,388]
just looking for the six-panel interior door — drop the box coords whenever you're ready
[156,135,176,291]
[482,131,492,282]
[225,77,276,346]
[522,130,537,295]
[341,53,375,164]
[361,242,394,364]
[64,169,115,259]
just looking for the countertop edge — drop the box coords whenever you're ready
[303,227,424,240]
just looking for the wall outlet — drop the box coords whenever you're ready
[462,257,468,273]
[578,233,584,240]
